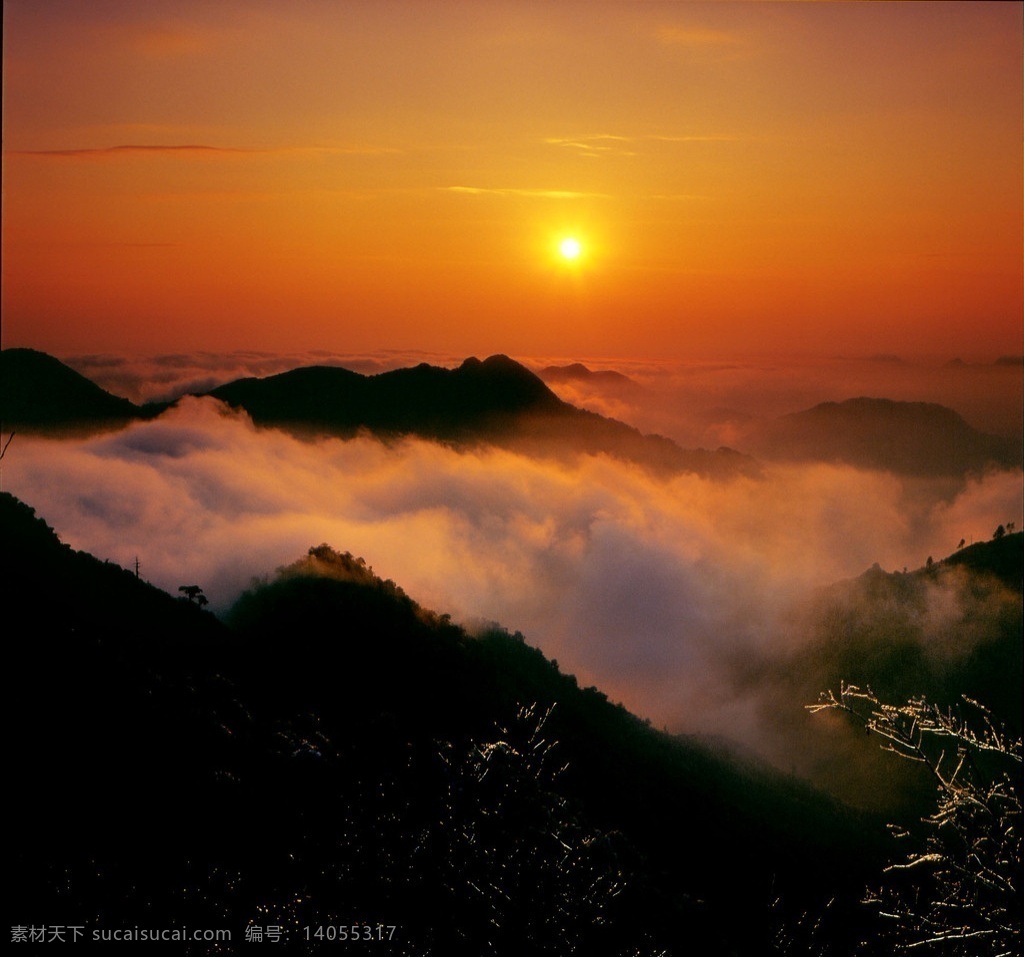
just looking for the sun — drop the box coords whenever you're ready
[559,237,582,260]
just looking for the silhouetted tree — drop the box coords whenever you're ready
[178,584,208,606]
[992,524,1006,540]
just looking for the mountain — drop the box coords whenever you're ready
[204,353,755,477]
[5,491,881,954]
[538,361,642,394]
[809,531,1022,724]
[942,527,1024,588]
[745,396,1018,475]
[0,347,145,432]
[733,531,1023,813]
[0,349,753,477]
[206,354,563,438]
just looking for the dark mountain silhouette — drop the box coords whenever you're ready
[942,528,1024,588]
[538,361,642,394]
[206,354,563,437]
[745,396,1018,475]
[734,531,1022,813]
[0,349,753,477]
[0,347,147,432]
[812,531,1022,723]
[204,353,756,477]
[6,490,883,954]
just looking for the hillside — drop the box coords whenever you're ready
[0,347,145,432]
[4,491,881,954]
[745,396,1018,476]
[736,531,1023,812]
[942,528,1024,588]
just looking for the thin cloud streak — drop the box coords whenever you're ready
[544,133,738,157]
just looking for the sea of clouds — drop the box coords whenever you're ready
[5,353,1021,805]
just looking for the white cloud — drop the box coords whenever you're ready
[6,396,1019,766]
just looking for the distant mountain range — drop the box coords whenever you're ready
[743,396,1020,476]
[537,361,642,394]
[0,348,754,477]
[2,348,1018,478]
[204,354,757,476]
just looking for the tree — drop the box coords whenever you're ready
[808,684,1020,955]
[992,525,1006,540]
[178,584,208,607]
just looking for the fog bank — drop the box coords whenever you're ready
[4,398,1020,801]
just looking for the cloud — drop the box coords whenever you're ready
[531,354,1024,450]
[544,136,638,158]
[5,395,1020,811]
[732,548,1023,810]
[59,349,1024,473]
[62,350,468,404]
[648,134,738,143]
[544,134,737,158]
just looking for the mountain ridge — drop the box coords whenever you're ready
[0,347,144,431]
[0,348,755,477]
[747,395,1019,475]
[4,348,1018,479]
[206,353,565,438]
[538,361,642,394]
[5,489,881,953]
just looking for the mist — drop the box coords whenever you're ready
[5,390,1019,797]
[61,351,1023,444]
[62,349,469,404]
[530,353,1024,448]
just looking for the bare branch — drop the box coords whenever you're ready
[809,685,1021,954]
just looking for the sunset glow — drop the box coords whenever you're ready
[1,1,1021,359]
[3,5,1022,945]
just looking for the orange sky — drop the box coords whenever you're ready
[3,1,1021,360]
